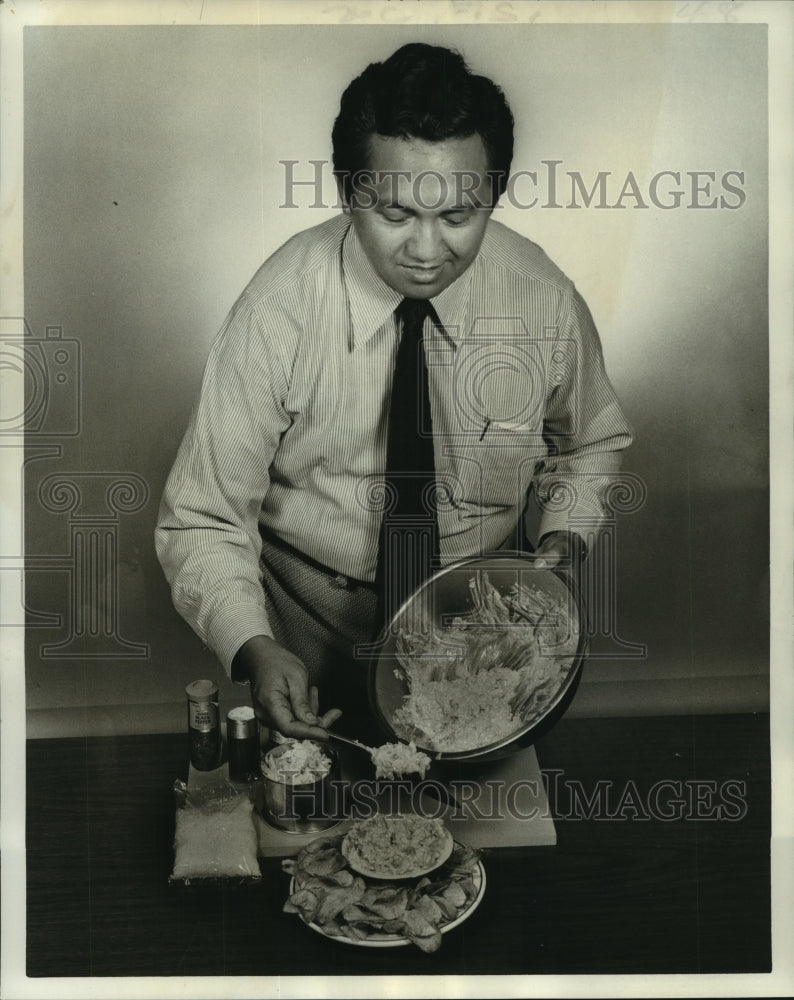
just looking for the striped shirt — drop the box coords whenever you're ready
[155,213,632,671]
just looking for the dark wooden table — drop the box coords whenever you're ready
[26,713,770,977]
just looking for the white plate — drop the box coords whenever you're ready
[289,853,486,949]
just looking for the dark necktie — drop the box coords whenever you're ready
[375,297,441,631]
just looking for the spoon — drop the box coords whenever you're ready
[325,731,375,756]
[326,730,442,765]
[325,731,456,807]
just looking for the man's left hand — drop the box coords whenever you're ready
[533,530,587,571]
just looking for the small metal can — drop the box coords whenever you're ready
[261,741,341,834]
[226,705,261,782]
[186,679,221,771]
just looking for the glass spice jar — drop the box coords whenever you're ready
[185,679,222,771]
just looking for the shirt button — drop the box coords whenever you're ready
[331,573,349,589]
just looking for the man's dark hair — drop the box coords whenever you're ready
[332,43,514,203]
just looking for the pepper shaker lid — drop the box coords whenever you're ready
[186,679,218,700]
[227,704,258,738]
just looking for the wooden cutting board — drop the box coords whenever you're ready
[189,742,556,857]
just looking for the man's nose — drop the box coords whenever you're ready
[405,221,443,263]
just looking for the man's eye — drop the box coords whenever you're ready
[443,213,469,226]
[382,209,409,223]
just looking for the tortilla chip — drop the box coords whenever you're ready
[429,892,458,921]
[438,881,467,908]
[413,893,443,925]
[321,918,347,937]
[402,907,438,936]
[411,930,443,954]
[447,844,481,872]
[382,918,407,935]
[456,875,478,902]
[341,903,375,923]
[299,871,356,898]
[346,919,389,940]
[344,923,371,940]
[313,868,354,887]
[283,888,319,922]
[358,884,409,920]
[314,879,365,924]
[301,843,347,877]
[401,909,443,952]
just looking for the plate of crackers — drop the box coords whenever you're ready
[282,821,485,952]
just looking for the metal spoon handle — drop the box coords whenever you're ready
[326,731,373,755]
[327,730,442,766]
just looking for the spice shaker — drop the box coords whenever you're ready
[227,705,261,782]
[186,679,222,771]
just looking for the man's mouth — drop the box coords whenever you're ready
[401,263,446,281]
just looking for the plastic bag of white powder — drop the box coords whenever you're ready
[170,780,261,884]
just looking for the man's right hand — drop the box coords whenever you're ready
[231,634,341,740]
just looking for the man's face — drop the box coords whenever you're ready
[342,133,495,299]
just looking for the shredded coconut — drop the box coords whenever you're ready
[391,572,575,752]
[262,739,332,785]
[369,741,431,780]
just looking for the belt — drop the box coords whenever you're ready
[260,528,375,591]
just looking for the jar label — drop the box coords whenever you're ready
[189,700,219,733]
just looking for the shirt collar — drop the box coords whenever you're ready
[342,223,402,350]
[342,220,476,349]
[430,260,474,343]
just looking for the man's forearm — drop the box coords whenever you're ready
[155,293,289,676]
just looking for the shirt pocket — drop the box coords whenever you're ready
[446,422,547,510]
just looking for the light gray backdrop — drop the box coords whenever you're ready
[22,23,768,736]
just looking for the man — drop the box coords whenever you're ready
[155,43,632,742]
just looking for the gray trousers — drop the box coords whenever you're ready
[259,531,379,722]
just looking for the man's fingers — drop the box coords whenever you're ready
[267,689,299,735]
[279,719,335,741]
[286,676,318,726]
[534,547,561,568]
[318,707,343,729]
[266,690,327,740]
[534,531,587,572]
[308,685,341,730]
[267,686,340,740]
[534,533,570,569]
